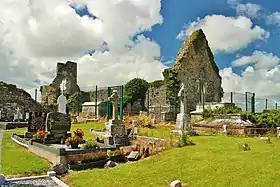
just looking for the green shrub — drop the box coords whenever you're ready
[82,140,99,150]
[107,147,124,159]
[178,131,195,147]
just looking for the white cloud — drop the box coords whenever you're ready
[267,12,280,26]
[221,53,280,112]
[235,3,261,18]
[232,51,280,69]
[177,15,269,53]
[227,0,261,18]
[0,0,166,96]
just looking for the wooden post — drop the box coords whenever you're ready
[230,92,233,104]
[265,99,268,110]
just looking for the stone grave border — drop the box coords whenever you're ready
[11,134,124,170]
[4,171,69,187]
[0,122,28,130]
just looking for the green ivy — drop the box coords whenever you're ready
[162,68,180,104]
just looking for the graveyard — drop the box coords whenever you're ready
[1,28,280,187]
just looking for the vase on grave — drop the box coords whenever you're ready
[70,142,79,149]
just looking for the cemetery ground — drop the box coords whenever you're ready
[2,122,280,186]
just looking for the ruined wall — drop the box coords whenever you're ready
[163,29,223,114]
[40,61,80,105]
[0,81,41,121]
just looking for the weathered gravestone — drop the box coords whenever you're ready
[25,112,46,138]
[45,112,71,143]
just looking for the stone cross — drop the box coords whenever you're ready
[108,90,119,120]
[177,83,186,114]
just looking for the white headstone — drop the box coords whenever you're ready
[57,94,67,114]
[277,127,280,138]
[223,125,228,136]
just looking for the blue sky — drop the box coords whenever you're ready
[2,0,280,109]
[71,0,280,75]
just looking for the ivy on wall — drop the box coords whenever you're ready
[162,68,180,105]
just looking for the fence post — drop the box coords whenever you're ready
[107,87,112,121]
[251,93,255,114]
[147,89,150,116]
[95,85,98,116]
[245,92,248,112]
[265,99,268,110]
[119,85,123,121]
[230,92,233,104]
[276,103,278,110]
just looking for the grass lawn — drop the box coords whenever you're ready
[2,128,50,177]
[67,135,280,187]
[71,122,104,140]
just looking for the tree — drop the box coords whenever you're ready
[124,78,149,110]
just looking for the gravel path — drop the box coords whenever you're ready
[2,178,60,187]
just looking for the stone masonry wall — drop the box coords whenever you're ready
[40,61,80,105]
[174,29,223,114]
[0,82,41,121]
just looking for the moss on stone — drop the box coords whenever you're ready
[149,80,164,88]
[174,29,220,76]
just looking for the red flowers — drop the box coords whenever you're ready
[33,129,47,139]
[65,136,84,145]
[73,128,84,138]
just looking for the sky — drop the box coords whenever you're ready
[1,0,280,112]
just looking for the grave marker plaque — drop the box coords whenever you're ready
[45,112,71,133]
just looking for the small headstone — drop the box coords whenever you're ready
[127,151,140,161]
[152,118,157,126]
[104,160,117,168]
[223,125,228,136]
[277,127,280,138]
[132,120,138,127]
[170,180,182,187]
[241,143,250,151]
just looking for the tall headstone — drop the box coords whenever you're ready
[57,80,67,114]
[175,83,189,130]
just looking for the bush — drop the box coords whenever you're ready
[107,148,124,159]
[136,116,153,128]
[178,131,195,147]
[82,140,100,150]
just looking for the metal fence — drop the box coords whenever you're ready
[222,92,280,113]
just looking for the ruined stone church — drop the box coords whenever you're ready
[146,29,223,119]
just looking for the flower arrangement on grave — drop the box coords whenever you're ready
[73,128,84,138]
[33,129,47,140]
[65,136,84,149]
[65,128,85,149]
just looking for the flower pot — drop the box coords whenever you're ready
[71,143,79,149]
